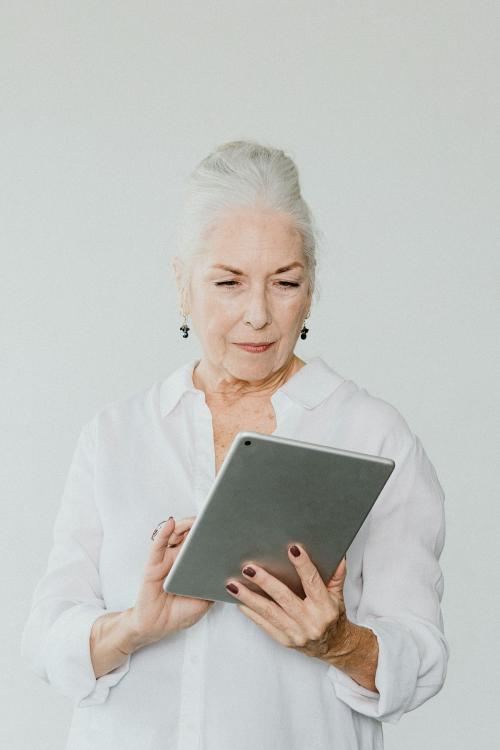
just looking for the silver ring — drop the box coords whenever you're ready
[151,520,169,541]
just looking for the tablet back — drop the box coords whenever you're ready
[163,431,395,605]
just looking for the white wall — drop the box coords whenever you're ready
[3,2,499,747]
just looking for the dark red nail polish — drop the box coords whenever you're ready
[242,566,256,577]
[290,545,301,557]
[226,583,238,594]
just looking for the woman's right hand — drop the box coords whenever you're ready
[127,517,215,649]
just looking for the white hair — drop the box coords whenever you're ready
[174,139,323,306]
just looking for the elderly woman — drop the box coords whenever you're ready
[21,140,449,750]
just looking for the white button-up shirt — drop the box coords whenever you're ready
[21,356,449,750]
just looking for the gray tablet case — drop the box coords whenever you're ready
[163,431,395,605]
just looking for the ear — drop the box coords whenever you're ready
[171,256,189,313]
[171,256,183,288]
[303,282,313,316]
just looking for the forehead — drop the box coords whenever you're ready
[201,208,303,259]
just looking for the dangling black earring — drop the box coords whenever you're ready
[180,313,190,338]
[300,321,309,340]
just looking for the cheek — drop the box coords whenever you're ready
[205,293,243,318]
[278,300,306,325]
[201,301,235,333]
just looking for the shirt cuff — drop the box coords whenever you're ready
[326,617,421,724]
[43,603,131,707]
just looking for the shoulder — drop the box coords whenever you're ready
[339,379,414,448]
[342,383,445,510]
[346,384,441,484]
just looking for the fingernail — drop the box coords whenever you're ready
[289,545,301,557]
[242,566,256,577]
[226,583,238,594]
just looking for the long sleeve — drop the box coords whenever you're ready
[20,419,131,707]
[326,419,450,723]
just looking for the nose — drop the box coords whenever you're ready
[243,285,272,329]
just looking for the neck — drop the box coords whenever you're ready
[192,354,306,404]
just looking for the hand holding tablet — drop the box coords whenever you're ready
[163,432,395,605]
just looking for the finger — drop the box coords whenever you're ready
[167,528,189,546]
[237,604,292,647]
[174,516,196,534]
[225,579,298,635]
[239,563,305,622]
[287,544,331,604]
[167,516,196,546]
[149,517,176,566]
[325,556,347,594]
[166,529,190,548]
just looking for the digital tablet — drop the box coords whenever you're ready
[163,431,395,605]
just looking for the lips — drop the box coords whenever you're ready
[234,342,275,353]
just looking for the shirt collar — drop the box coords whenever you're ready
[159,356,346,418]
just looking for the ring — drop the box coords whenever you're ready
[151,520,169,541]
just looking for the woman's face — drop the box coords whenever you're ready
[173,207,312,382]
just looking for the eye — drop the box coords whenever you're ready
[213,280,300,289]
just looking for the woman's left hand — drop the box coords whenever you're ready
[225,544,353,660]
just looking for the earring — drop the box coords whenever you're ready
[300,313,310,340]
[180,312,190,338]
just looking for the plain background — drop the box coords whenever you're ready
[3,2,499,748]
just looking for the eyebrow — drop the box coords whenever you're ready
[209,261,304,275]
